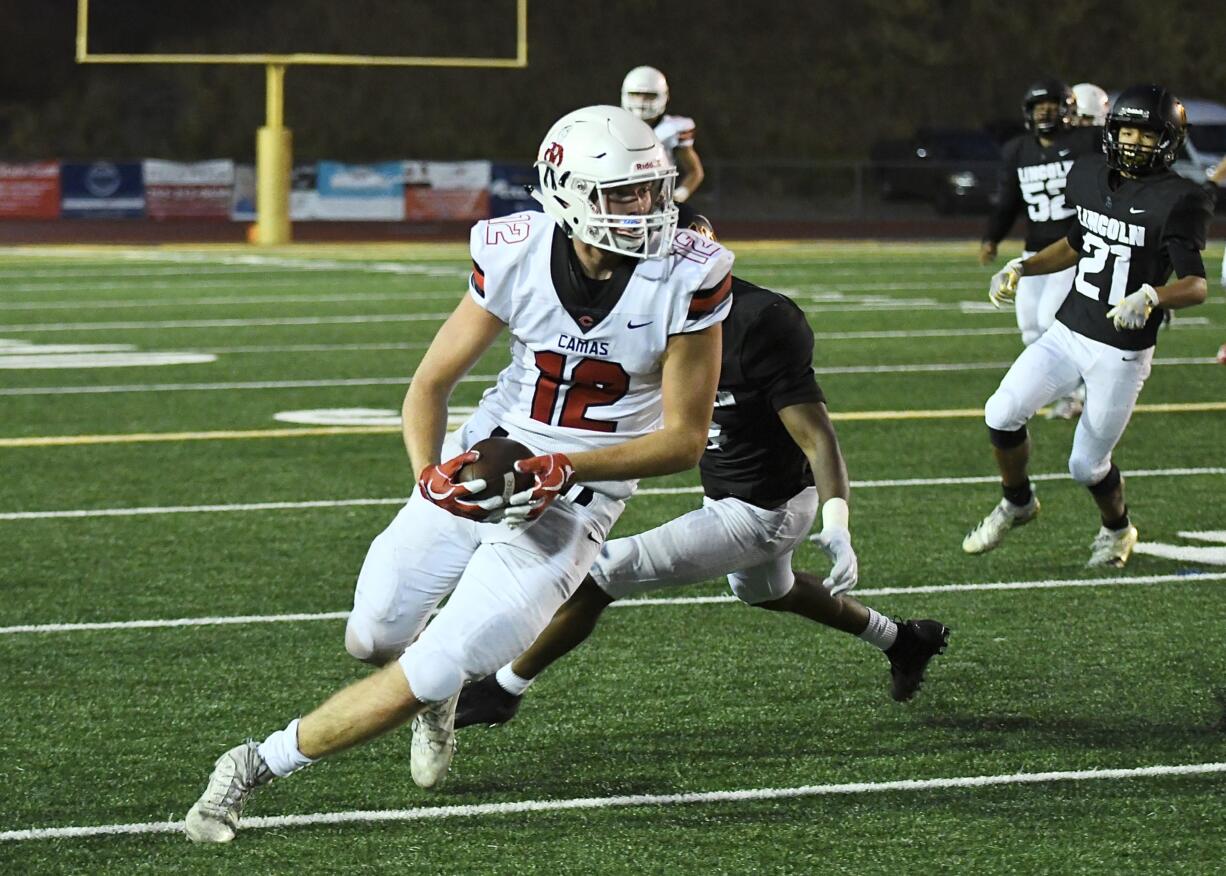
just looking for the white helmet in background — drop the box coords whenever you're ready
[620,66,669,122]
[532,105,678,259]
[1072,83,1109,126]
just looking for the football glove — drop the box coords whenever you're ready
[1106,284,1159,331]
[808,526,859,596]
[503,452,576,527]
[988,257,1025,308]
[418,451,502,521]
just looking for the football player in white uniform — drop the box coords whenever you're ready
[184,105,734,843]
[1071,83,1109,127]
[621,65,704,210]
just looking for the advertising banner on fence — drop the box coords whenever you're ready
[489,163,539,218]
[60,161,145,218]
[315,161,405,220]
[403,160,490,221]
[231,164,256,221]
[143,159,234,220]
[0,161,61,219]
[290,164,321,220]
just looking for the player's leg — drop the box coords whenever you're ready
[186,648,434,842]
[1038,267,1085,419]
[1013,253,1043,347]
[404,493,621,782]
[735,552,949,702]
[344,495,482,665]
[964,326,1083,554]
[455,494,803,728]
[1068,344,1153,567]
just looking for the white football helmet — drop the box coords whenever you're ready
[620,66,669,121]
[532,105,678,259]
[1072,83,1109,126]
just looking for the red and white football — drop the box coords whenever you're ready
[457,437,536,506]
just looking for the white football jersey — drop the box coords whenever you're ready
[653,114,696,155]
[465,211,733,498]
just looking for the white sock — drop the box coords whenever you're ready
[859,610,899,651]
[257,718,316,777]
[495,664,534,696]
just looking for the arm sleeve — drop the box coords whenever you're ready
[1163,190,1212,278]
[466,221,513,322]
[673,241,736,334]
[742,301,826,411]
[982,139,1022,244]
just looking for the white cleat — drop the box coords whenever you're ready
[1044,395,1084,420]
[1087,525,1139,568]
[411,692,459,789]
[962,496,1040,555]
[185,741,273,843]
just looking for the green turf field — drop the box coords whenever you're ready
[1,240,1223,874]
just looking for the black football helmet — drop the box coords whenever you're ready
[1022,79,1075,135]
[1103,84,1186,175]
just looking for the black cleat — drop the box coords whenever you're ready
[454,674,524,729]
[885,619,950,702]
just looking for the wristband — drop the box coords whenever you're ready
[821,497,849,531]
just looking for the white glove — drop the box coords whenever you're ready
[674,185,691,204]
[1106,284,1159,331]
[988,257,1025,308]
[808,526,859,595]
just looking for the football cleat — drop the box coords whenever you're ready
[885,620,950,702]
[410,692,459,789]
[1044,394,1084,420]
[1087,524,1139,568]
[454,674,524,729]
[184,741,273,843]
[962,496,1040,554]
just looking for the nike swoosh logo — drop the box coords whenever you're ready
[1058,149,1070,156]
[586,532,602,544]
[1122,355,1139,361]
[627,320,653,329]
[1129,208,1145,214]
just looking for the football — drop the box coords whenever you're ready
[457,436,536,506]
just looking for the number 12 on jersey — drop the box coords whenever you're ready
[1074,231,1132,305]
[530,351,630,433]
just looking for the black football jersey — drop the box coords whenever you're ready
[1057,153,1212,350]
[983,126,1102,252]
[699,278,825,508]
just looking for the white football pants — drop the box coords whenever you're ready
[592,487,819,605]
[1015,251,1076,347]
[984,320,1153,486]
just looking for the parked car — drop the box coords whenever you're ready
[870,128,1002,213]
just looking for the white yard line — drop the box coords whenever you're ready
[1,355,1215,398]
[0,312,453,333]
[3,467,1221,521]
[2,761,1222,842]
[0,290,463,310]
[1,571,1222,636]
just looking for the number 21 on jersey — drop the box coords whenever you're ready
[1074,231,1132,305]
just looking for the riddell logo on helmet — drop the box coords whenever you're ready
[635,159,662,170]
[543,142,564,166]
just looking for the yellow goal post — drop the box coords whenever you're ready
[75,0,529,244]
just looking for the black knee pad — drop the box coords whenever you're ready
[1088,463,1121,497]
[988,425,1028,450]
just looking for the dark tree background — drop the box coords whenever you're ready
[2,0,1223,162]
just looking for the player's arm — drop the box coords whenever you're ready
[1021,237,1079,275]
[979,141,1022,264]
[567,325,722,480]
[778,401,849,510]
[673,145,704,203]
[778,401,858,595]
[1208,157,1226,186]
[402,295,505,478]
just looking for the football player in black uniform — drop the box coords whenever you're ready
[964,85,1212,568]
[450,216,950,731]
[981,79,1102,417]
